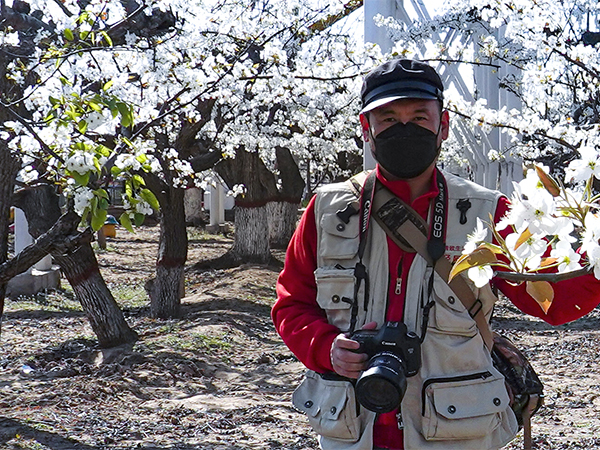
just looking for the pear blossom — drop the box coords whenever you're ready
[463,218,487,254]
[550,240,582,273]
[565,146,600,183]
[135,200,154,216]
[580,212,600,257]
[505,231,547,270]
[72,187,94,215]
[65,152,96,175]
[587,245,600,280]
[114,154,142,171]
[467,264,494,288]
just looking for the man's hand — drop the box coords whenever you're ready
[330,322,377,379]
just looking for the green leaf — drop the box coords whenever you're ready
[77,119,88,134]
[88,100,102,112]
[139,188,160,210]
[59,77,72,87]
[90,195,98,212]
[117,102,133,128]
[94,188,109,200]
[71,171,90,187]
[122,137,134,148]
[103,79,114,91]
[119,213,134,232]
[64,28,74,41]
[132,174,144,189]
[95,144,111,157]
[134,213,145,226]
[100,31,113,46]
[91,208,107,232]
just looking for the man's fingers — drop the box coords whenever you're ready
[330,333,369,379]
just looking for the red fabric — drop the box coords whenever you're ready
[272,170,600,449]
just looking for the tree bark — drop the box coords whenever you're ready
[231,205,271,262]
[0,210,89,284]
[13,186,138,347]
[267,201,300,249]
[142,173,187,319]
[215,147,278,264]
[0,149,21,324]
[269,146,305,248]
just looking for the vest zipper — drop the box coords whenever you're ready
[395,255,404,295]
[421,370,493,415]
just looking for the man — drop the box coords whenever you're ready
[272,59,600,450]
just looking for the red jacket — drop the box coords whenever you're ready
[272,168,600,449]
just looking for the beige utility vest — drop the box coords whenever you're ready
[308,171,519,450]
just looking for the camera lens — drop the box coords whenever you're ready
[355,351,407,413]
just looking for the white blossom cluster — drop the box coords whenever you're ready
[381,0,600,287]
[3,0,368,222]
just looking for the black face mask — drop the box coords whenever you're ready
[372,121,441,179]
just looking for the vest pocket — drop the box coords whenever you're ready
[421,370,510,440]
[293,370,362,442]
[319,212,359,259]
[315,268,355,332]
[430,276,477,337]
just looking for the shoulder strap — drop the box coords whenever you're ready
[371,185,495,352]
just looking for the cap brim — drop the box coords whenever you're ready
[360,91,439,114]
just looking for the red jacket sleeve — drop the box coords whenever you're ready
[492,196,600,325]
[272,195,340,373]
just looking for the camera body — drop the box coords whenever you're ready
[350,322,421,413]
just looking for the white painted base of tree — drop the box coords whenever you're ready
[231,205,270,263]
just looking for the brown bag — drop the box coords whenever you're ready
[491,333,544,428]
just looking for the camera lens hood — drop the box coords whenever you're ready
[355,351,408,413]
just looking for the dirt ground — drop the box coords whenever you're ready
[1,225,600,449]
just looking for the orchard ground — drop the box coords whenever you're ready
[1,225,600,449]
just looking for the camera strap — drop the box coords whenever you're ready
[370,171,495,352]
[346,170,378,334]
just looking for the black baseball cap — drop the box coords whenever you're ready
[361,59,444,113]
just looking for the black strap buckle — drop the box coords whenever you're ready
[468,299,483,318]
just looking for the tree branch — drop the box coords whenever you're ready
[0,210,92,284]
[494,266,592,283]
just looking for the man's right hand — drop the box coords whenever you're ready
[330,322,377,379]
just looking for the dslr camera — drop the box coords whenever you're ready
[351,322,421,413]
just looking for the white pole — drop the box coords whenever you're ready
[209,183,225,227]
[14,208,52,272]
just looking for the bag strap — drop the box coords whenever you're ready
[372,183,538,450]
[371,184,494,351]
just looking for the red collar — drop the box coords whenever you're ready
[375,166,439,216]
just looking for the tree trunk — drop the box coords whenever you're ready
[142,174,187,319]
[13,185,138,348]
[215,147,279,264]
[0,149,21,324]
[267,201,299,249]
[269,146,305,248]
[0,211,89,284]
[231,205,271,263]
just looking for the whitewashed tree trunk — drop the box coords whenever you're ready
[267,201,299,249]
[231,205,270,263]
